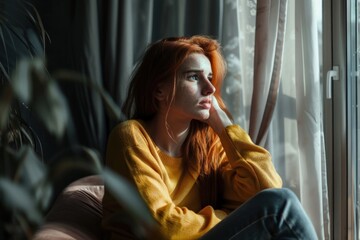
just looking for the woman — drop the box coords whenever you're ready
[102,36,318,239]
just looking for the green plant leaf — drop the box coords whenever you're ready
[34,180,52,211]
[32,76,69,138]
[11,58,69,138]
[2,146,52,210]
[101,168,156,227]
[23,1,49,53]
[97,86,122,121]
[15,146,46,187]
[0,178,43,225]
[11,58,32,102]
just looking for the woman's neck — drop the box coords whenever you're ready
[144,115,190,158]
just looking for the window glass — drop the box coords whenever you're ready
[348,0,360,238]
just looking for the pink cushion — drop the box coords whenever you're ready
[33,175,104,240]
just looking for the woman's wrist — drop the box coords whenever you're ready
[208,109,233,135]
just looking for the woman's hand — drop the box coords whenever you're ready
[204,96,233,135]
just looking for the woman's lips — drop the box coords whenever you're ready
[199,99,211,109]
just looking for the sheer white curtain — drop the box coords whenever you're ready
[221,1,329,239]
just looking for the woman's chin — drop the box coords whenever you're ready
[196,113,210,121]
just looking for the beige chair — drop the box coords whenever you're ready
[33,175,104,240]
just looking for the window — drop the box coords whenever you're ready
[326,0,360,239]
[348,0,360,238]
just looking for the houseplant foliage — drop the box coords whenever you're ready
[0,1,159,239]
[0,58,159,239]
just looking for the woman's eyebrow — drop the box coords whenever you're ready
[183,69,213,76]
[184,69,203,73]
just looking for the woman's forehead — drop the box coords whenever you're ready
[180,53,212,72]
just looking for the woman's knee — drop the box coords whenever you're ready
[255,188,300,206]
[255,188,317,239]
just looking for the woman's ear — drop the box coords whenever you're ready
[155,83,168,101]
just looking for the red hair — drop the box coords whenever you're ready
[123,36,230,180]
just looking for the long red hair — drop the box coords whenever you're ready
[122,36,230,179]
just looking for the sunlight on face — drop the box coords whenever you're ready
[167,53,215,122]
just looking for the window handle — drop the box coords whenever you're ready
[326,66,339,99]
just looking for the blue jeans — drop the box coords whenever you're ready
[200,188,318,240]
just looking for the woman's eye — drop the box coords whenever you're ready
[188,74,199,81]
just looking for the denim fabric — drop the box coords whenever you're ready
[200,188,318,240]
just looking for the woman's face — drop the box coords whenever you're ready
[165,53,216,122]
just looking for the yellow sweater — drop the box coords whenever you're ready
[102,120,282,240]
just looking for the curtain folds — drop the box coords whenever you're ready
[293,1,329,239]
[67,1,106,152]
[40,0,329,238]
[249,0,288,146]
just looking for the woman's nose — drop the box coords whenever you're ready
[202,78,216,96]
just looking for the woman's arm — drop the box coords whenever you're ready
[218,125,283,209]
[206,97,282,209]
